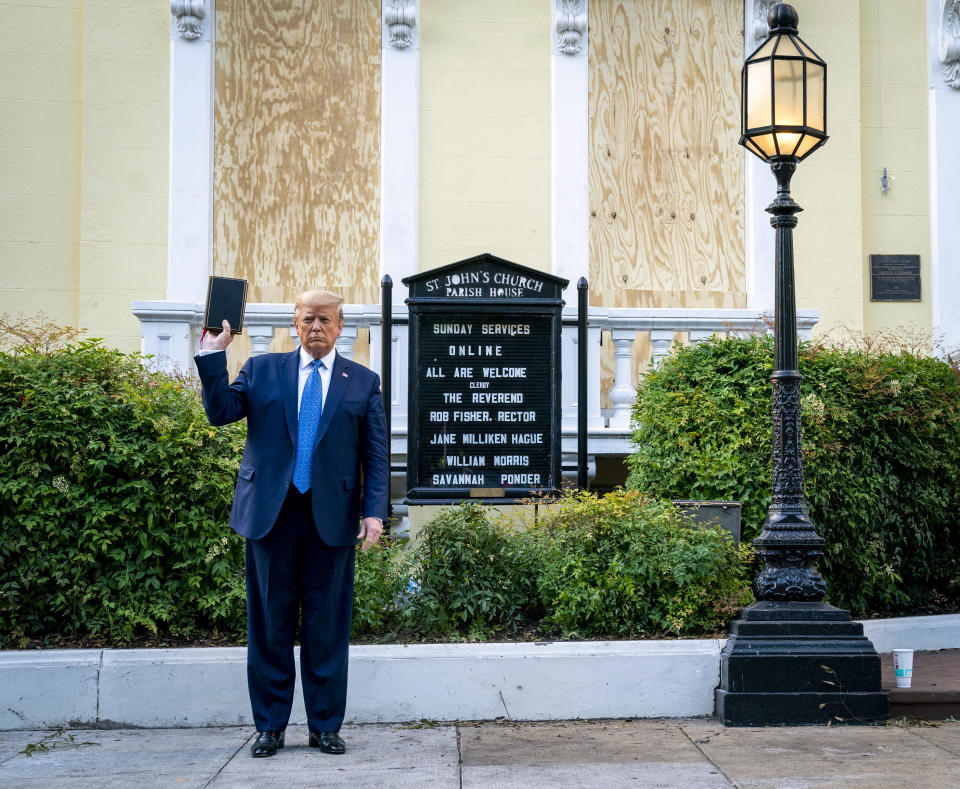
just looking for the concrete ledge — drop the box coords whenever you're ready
[0,650,100,730]
[99,648,250,729]
[347,639,723,722]
[860,614,960,653]
[1,614,957,730]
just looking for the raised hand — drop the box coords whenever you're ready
[205,320,234,352]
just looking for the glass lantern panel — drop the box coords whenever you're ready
[743,137,767,160]
[751,35,778,60]
[774,131,802,156]
[772,58,804,128]
[794,134,821,160]
[793,36,822,62]
[805,63,826,132]
[748,132,778,159]
[746,60,773,130]
[776,36,803,57]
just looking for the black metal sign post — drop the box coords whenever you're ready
[403,254,568,504]
[381,274,393,520]
[577,277,588,490]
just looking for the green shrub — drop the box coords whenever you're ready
[0,322,247,646]
[532,490,753,637]
[351,538,408,637]
[627,333,960,616]
[402,502,540,637]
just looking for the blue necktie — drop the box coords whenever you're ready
[293,359,324,493]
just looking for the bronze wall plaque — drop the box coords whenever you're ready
[870,255,921,302]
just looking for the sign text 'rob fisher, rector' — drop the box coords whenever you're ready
[403,254,568,503]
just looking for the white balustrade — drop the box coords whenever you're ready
[247,325,274,356]
[133,300,817,457]
[649,329,676,370]
[608,329,638,430]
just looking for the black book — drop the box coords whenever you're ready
[203,276,248,335]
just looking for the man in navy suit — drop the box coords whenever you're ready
[195,289,389,758]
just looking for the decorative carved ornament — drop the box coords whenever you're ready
[940,0,960,89]
[770,377,806,511]
[555,0,587,55]
[171,0,205,41]
[384,0,417,50]
[750,0,777,49]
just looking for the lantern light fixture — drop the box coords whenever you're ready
[740,3,827,162]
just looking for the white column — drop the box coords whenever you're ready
[551,0,589,285]
[586,322,603,429]
[247,325,274,357]
[744,1,776,312]
[380,2,420,303]
[930,0,960,359]
[167,1,215,303]
[335,326,359,361]
[649,329,675,369]
[608,329,636,430]
[391,320,410,432]
[562,310,604,431]
[561,324,578,431]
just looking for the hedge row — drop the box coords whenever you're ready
[2,323,955,646]
[627,333,960,616]
[0,336,246,647]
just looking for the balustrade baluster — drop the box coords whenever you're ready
[247,325,274,356]
[608,329,637,430]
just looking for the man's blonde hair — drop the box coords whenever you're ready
[294,290,344,323]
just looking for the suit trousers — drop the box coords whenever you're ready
[245,485,356,733]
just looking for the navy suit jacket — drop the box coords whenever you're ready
[195,349,389,545]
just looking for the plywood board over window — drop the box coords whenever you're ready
[214,0,380,306]
[589,0,745,309]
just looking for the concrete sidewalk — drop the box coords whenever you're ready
[1,719,959,788]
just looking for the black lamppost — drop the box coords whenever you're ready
[715,4,889,725]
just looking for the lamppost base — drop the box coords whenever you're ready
[715,601,890,725]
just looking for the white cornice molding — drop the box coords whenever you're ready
[749,0,777,49]
[384,0,417,50]
[940,0,960,88]
[171,0,205,42]
[555,0,587,56]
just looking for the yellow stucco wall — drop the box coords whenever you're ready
[418,0,551,272]
[789,0,866,337]
[0,1,169,352]
[859,0,931,341]
[0,1,84,328]
[78,1,169,351]
[784,0,931,346]
[0,1,938,355]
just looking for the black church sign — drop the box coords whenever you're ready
[403,254,568,503]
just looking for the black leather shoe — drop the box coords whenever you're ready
[309,730,346,754]
[251,730,284,758]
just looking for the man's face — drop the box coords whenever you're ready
[294,303,343,359]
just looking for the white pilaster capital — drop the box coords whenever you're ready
[554,0,587,56]
[749,0,778,50]
[940,0,960,88]
[171,0,206,42]
[384,0,418,50]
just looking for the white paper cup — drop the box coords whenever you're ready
[893,649,914,688]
